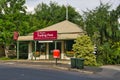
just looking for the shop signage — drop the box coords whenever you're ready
[33,31,57,40]
[13,31,19,40]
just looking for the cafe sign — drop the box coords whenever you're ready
[33,31,57,40]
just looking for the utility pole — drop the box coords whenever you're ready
[66,0,68,20]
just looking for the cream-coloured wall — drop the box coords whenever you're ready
[28,42,33,60]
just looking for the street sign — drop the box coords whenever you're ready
[33,31,57,40]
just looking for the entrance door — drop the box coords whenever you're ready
[49,41,61,60]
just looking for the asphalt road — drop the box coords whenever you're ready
[0,62,119,80]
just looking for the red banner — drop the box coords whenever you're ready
[33,31,57,40]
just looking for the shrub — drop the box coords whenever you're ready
[72,35,97,66]
[97,42,120,65]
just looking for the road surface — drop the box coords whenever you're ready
[0,62,119,80]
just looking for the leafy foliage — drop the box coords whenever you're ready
[72,35,97,66]
[0,0,28,57]
[33,1,83,29]
[0,0,27,43]
[84,3,120,65]
[84,3,120,44]
[97,42,120,65]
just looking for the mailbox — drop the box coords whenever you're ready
[53,49,60,58]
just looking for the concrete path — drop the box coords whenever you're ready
[101,65,120,71]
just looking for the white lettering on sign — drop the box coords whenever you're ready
[37,32,54,38]
[33,31,57,40]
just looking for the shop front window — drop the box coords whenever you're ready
[65,40,75,57]
[65,40,74,51]
[32,41,46,56]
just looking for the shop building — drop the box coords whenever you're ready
[18,20,85,60]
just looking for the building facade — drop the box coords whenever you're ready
[18,20,85,60]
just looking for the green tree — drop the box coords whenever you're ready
[0,0,27,58]
[84,3,120,44]
[33,1,83,30]
[109,4,120,41]
[72,35,97,66]
[84,3,111,44]
[83,3,120,64]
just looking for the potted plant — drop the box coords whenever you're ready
[33,51,40,57]
[66,51,75,57]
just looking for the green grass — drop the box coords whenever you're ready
[0,57,17,60]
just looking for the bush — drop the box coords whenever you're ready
[72,35,97,66]
[97,42,120,65]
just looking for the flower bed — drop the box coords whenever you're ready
[33,51,40,57]
[66,51,74,57]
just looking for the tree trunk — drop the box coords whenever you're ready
[4,46,9,58]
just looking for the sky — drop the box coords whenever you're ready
[25,0,120,14]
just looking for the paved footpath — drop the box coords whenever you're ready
[101,65,120,71]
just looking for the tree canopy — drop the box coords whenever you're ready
[0,0,27,44]
[0,0,28,57]
[33,1,84,29]
[83,3,120,64]
[84,3,120,44]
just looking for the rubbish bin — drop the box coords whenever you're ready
[71,58,77,68]
[76,58,84,69]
